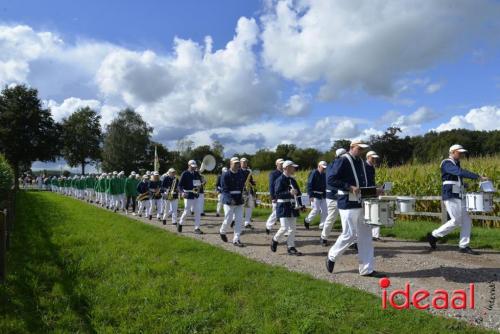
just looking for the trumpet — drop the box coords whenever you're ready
[243,169,259,207]
[137,191,150,202]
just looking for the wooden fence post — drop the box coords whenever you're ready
[0,209,6,282]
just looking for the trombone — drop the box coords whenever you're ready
[289,178,301,210]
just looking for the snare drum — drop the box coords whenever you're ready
[465,192,494,213]
[363,199,394,227]
[397,196,416,213]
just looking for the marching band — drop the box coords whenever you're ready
[45,141,491,277]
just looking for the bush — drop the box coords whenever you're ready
[0,153,14,194]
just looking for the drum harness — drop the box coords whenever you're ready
[441,158,464,199]
[337,154,367,203]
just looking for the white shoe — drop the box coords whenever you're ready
[319,223,324,229]
[132,212,136,216]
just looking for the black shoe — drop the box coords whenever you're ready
[303,218,310,230]
[245,224,254,230]
[216,213,220,217]
[326,258,335,273]
[148,215,152,220]
[200,213,205,216]
[233,240,245,247]
[287,247,303,256]
[194,228,204,235]
[427,233,437,250]
[372,237,381,242]
[320,238,328,247]
[172,222,177,225]
[459,246,479,255]
[361,271,387,278]
[157,217,161,221]
[190,211,194,215]
[266,228,271,235]
[177,224,182,233]
[138,214,142,217]
[162,220,166,225]
[349,243,358,251]
[230,220,235,228]
[220,233,228,242]
[271,238,278,252]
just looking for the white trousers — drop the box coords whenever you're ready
[432,198,471,248]
[163,199,179,224]
[266,202,278,229]
[321,199,340,240]
[149,198,163,217]
[328,208,374,275]
[216,194,223,214]
[372,226,380,239]
[273,217,296,248]
[137,200,150,215]
[220,204,243,243]
[306,197,327,224]
[197,193,205,213]
[180,198,201,228]
[244,194,254,226]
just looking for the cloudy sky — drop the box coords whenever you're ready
[2,0,500,164]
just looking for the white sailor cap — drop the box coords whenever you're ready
[168,168,176,173]
[230,157,240,163]
[142,175,149,179]
[449,144,467,153]
[240,157,248,162]
[146,171,151,175]
[318,161,328,168]
[131,171,136,176]
[350,140,369,149]
[188,160,197,167]
[153,171,159,176]
[335,148,347,157]
[366,151,380,158]
[275,158,284,165]
[222,167,228,173]
[118,171,125,176]
[283,160,298,168]
[113,171,118,175]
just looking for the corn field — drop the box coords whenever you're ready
[204,155,499,225]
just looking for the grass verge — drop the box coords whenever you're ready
[0,191,493,333]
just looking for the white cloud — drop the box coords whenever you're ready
[45,97,102,121]
[435,105,500,132]
[261,0,499,99]
[426,83,442,94]
[282,94,311,116]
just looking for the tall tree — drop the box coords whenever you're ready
[101,108,152,174]
[61,107,102,175]
[0,85,60,188]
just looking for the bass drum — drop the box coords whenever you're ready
[363,199,395,227]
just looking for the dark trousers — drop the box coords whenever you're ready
[126,196,137,212]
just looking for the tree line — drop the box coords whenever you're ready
[0,85,498,188]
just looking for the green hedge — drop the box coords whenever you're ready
[0,154,14,194]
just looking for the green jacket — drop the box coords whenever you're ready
[125,176,139,196]
[105,178,111,194]
[109,177,121,195]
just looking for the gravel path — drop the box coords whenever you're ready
[100,205,499,331]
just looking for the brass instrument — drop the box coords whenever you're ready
[243,169,259,207]
[137,191,150,202]
[289,178,301,210]
[166,177,178,201]
[153,186,162,199]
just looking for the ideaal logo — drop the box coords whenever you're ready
[379,278,475,310]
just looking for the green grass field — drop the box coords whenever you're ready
[0,192,493,333]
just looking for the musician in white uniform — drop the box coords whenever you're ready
[304,161,328,230]
[365,151,382,241]
[216,167,228,217]
[326,140,382,277]
[162,168,179,225]
[241,158,256,229]
[427,144,487,255]
[319,148,346,246]
[265,158,284,234]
